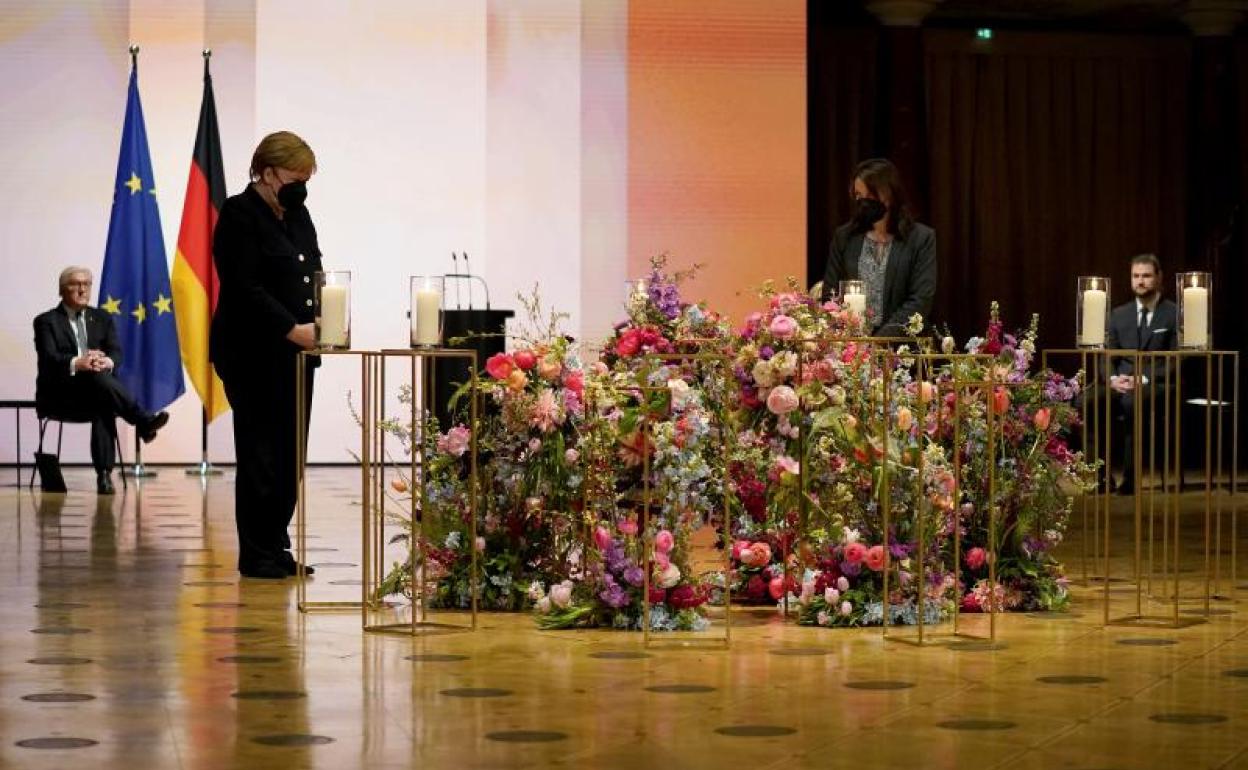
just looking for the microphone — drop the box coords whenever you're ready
[463,252,473,309]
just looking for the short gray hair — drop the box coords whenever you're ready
[58,266,92,289]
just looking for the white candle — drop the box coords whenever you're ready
[844,291,866,318]
[319,284,349,347]
[413,288,441,346]
[1080,288,1106,346]
[1182,285,1208,347]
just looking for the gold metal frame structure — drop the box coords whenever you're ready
[363,348,480,636]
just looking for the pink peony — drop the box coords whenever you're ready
[766,385,800,415]
[965,547,987,570]
[437,425,471,457]
[619,517,638,536]
[843,542,867,565]
[732,540,751,561]
[485,352,515,380]
[654,529,675,554]
[864,545,886,572]
[656,562,681,589]
[769,314,799,339]
[615,329,641,356]
[563,370,584,395]
[653,550,671,570]
[530,388,562,433]
[594,525,612,551]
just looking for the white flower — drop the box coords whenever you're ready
[751,359,776,387]
[942,336,955,354]
[550,579,574,609]
[824,587,840,604]
[656,563,682,588]
[772,350,798,379]
[1021,338,1036,354]
[839,600,852,616]
[667,378,693,409]
[906,313,925,336]
[526,581,546,601]
[843,527,861,544]
[836,576,850,592]
[817,611,830,626]
[535,596,552,614]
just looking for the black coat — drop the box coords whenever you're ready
[209,185,322,381]
[1105,297,1178,379]
[819,221,938,337]
[33,304,122,412]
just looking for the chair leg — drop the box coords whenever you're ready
[116,428,127,490]
[29,418,50,489]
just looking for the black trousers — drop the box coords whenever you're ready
[42,372,144,472]
[221,355,315,570]
[1080,383,1167,485]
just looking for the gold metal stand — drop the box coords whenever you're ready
[363,348,479,636]
[295,349,375,613]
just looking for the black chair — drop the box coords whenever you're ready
[28,408,126,490]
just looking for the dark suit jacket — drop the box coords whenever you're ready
[819,221,938,337]
[210,185,322,381]
[33,304,122,414]
[1105,298,1178,379]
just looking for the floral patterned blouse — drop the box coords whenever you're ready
[858,234,892,332]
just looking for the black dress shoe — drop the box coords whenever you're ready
[240,562,289,580]
[96,471,115,495]
[280,554,315,576]
[138,411,169,443]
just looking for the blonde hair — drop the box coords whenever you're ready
[58,266,92,289]
[249,131,316,181]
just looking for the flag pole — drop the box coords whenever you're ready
[186,407,223,476]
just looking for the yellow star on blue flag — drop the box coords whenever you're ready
[125,172,142,194]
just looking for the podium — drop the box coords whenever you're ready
[431,309,513,429]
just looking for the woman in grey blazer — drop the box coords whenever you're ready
[819,158,937,337]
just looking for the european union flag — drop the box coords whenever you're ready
[98,62,185,412]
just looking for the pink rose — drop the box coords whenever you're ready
[766,385,799,415]
[769,314,799,339]
[653,550,671,570]
[732,540,751,561]
[654,529,675,554]
[864,545,886,572]
[740,542,772,568]
[843,542,867,565]
[513,349,538,371]
[965,547,987,570]
[593,525,612,551]
[485,352,514,380]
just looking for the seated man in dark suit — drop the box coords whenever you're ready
[1103,253,1177,495]
[33,266,169,494]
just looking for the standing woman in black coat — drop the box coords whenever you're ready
[211,131,321,579]
[820,158,937,337]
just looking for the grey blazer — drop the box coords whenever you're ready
[819,221,938,337]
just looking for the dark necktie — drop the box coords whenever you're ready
[73,312,88,355]
[1137,307,1149,350]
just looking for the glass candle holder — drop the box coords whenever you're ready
[315,270,351,349]
[840,279,866,318]
[410,275,445,348]
[1075,276,1109,349]
[1177,271,1212,350]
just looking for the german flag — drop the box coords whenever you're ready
[172,53,229,420]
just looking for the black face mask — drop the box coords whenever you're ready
[853,197,887,228]
[277,180,308,209]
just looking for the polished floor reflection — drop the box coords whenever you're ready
[1,468,1246,769]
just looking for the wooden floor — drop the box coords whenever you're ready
[2,467,1247,770]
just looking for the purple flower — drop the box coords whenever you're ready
[840,561,862,577]
[623,565,645,586]
[759,345,775,361]
[599,574,631,608]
